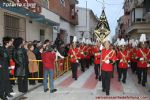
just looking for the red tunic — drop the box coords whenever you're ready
[136,48,150,68]
[117,50,130,68]
[79,45,86,59]
[101,49,117,72]
[68,47,80,63]
[93,46,100,64]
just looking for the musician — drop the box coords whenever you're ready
[136,34,150,87]
[79,38,86,72]
[130,44,138,74]
[117,39,130,84]
[68,36,80,80]
[93,42,101,79]
[101,37,117,95]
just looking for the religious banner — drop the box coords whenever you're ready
[94,9,110,43]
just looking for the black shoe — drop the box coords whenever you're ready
[99,76,101,81]
[148,90,150,92]
[44,88,49,92]
[106,91,109,95]
[50,89,57,93]
[122,80,126,84]
[138,81,141,84]
[7,93,13,98]
[20,96,28,99]
[102,89,105,92]
[75,78,77,80]
[142,83,146,87]
[95,76,98,80]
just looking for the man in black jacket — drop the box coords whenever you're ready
[0,36,13,100]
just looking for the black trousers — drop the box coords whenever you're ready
[38,62,43,83]
[118,68,127,82]
[137,67,147,84]
[86,59,90,68]
[131,62,137,73]
[80,59,86,72]
[29,72,38,85]
[17,76,28,93]
[101,70,112,92]
[116,60,119,73]
[0,68,12,98]
[71,62,78,79]
[94,64,99,78]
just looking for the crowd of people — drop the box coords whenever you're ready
[0,33,150,99]
[0,36,65,100]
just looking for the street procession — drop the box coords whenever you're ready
[0,0,150,100]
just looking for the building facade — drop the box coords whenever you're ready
[0,0,78,44]
[116,0,150,41]
[75,7,98,42]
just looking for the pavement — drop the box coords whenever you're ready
[6,65,150,100]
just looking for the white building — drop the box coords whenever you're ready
[75,7,98,41]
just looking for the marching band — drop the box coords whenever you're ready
[67,34,150,95]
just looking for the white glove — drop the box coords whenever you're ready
[100,44,103,50]
[128,64,130,68]
[56,51,64,59]
[105,60,110,64]
[140,58,144,61]
[120,59,123,62]
[147,64,150,68]
[11,66,15,69]
[81,52,84,54]
[9,66,15,70]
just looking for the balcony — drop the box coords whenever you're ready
[70,12,78,25]
[126,22,150,35]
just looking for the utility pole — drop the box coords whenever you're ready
[86,1,87,28]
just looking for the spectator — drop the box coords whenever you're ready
[0,36,14,100]
[33,41,43,83]
[41,45,64,93]
[27,43,38,85]
[13,37,28,94]
[41,45,57,93]
[54,33,65,56]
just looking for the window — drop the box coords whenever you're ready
[60,0,65,6]
[4,13,26,39]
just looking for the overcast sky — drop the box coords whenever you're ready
[77,0,124,37]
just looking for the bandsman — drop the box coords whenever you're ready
[101,36,117,95]
[68,36,81,80]
[136,34,150,87]
[117,39,130,84]
[93,42,101,79]
[79,38,86,72]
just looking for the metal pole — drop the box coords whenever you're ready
[86,1,87,28]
